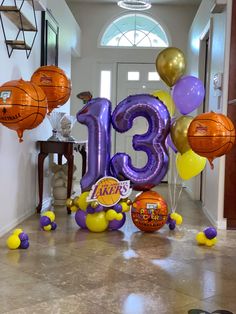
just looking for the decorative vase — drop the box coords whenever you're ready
[47,111,66,141]
[60,114,77,141]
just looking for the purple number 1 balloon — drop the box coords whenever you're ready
[110,94,170,190]
[77,98,111,191]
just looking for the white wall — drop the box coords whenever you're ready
[0,0,80,236]
[187,0,232,228]
[68,2,198,179]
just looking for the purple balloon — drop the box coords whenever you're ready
[94,204,104,213]
[77,98,111,192]
[75,209,87,229]
[108,213,126,230]
[20,240,29,249]
[86,205,95,214]
[40,216,51,227]
[113,203,122,213]
[172,75,205,115]
[169,220,176,230]
[204,227,217,240]
[110,94,170,190]
[51,222,57,230]
[19,232,29,241]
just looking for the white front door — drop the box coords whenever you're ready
[115,63,169,181]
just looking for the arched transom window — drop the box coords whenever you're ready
[100,13,169,48]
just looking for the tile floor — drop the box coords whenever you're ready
[0,185,236,314]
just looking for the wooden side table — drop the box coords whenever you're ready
[36,141,87,214]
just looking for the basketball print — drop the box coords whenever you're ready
[131,190,168,232]
[0,79,47,142]
[187,112,235,166]
[31,65,71,113]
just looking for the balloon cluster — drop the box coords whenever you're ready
[66,192,131,232]
[196,227,217,247]
[166,212,183,230]
[40,211,57,231]
[6,228,29,250]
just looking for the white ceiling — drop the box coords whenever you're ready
[66,0,201,5]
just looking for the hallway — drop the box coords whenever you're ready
[0,185,235,313]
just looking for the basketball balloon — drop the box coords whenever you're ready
[31,65,71,113]
[131,190,168,232]
[0,79,47,142]
[187,112,235,168]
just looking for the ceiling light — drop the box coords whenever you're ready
[117,0,152,11]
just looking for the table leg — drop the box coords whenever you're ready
[64,153,74,214]
[79,145,87,176]
[36,152,48,213]
[58,154,62,165]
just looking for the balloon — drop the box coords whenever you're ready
[75,209,87,229]
[19,232,29,241]
[77,98,111,192]
[204,227,217,240]
[166,132,177,153]
[51,222,57,230]
[155,47,186,87]
[169,220,176,230]
[110,94,170,190]
[13,229,23,236]
[105,209,118,221]
[172,75,205,115]
[113,203,122,213]
[86,212,108,232]
[171,116,193,154]
[108,213,126,230]
[152,90,175,116]
[43,225,52,231]
[77,192,90,211]
[176,150,206,180]
[196,232,207,244]
[40,216,51,227]
[20,240,29,249]
[6,235,21,249]
[43,211,55,222]
[187,112,235,168]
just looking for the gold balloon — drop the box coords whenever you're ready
[91,201,99,209]
[156,47,186,87]
[171,116,193,154]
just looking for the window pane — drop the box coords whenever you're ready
[148,72,160,81]
[100,71,111,99]
[128,72,140,81]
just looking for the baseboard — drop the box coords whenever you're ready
[0,197,52,237]
[202,204,227,230]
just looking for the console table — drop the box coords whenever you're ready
[36,141,87,214]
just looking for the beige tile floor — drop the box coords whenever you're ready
[0,185,236,314]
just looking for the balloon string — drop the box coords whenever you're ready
[168,180,173,211]
[173,184,183,212]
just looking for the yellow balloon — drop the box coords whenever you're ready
[152,90,175,116]
[86,212,108,232]
[156,47,186,87]
[73,196,80,207]
[66,198,73,208]
[175,214,183,225]
[43,211,55,222]
[106,209,117,221]
[13,228,23,236]
[116,213,123,221]
[70,205,78,213]
[77,191,90,211]
[176,150,206,180]
[205,239,215,247]
[196,232,207,245]
[171,116,193,154]
[119,202,130,213]
[43,225,52,231]
[170,213,178,220]
[211,237,217,245]
[7,235,21,249]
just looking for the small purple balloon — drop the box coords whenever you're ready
[40,216,51,227]
[113,203,122,213]
[204,227,217,240]
[108,213,126,230]
[86,205,95,214]
[51,222,57,230]
[94,204,104,213]
[172,75,205,115]
[75,209,87,229]
[169,220,176,230]
[19,232,29,241]
[20,240,29,249]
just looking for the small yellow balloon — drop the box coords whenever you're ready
[170,213,178,220]
[211,237,217,245]
[43,211,55,222]
[73,196,81,207]
[43,225,52,231]
[119,202,130,213]
[70,205,78,213]
[205,239,215,247]
[156,47,186,87]
[66,198,73,208]
[116,213,123,221]
[13,228,23,236]
[7,235,21,249]
[196,232,207,245]
[176,150,207,180]
[171,116,193,155]
[152,90,175,116]
[175,214,183,225]
[77,191,90,211]
[86,212,108,232]
[106,209,117,221]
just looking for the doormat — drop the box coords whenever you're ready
[188,310,234,314]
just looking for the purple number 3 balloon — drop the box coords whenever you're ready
[110,94,170,190]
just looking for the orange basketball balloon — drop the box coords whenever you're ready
[0,79,47,142]
[188,112,235,168]
[31,65,71,113]
[131,190,168,232]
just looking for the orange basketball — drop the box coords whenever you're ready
[131,190,168,232]
[31,65,71,113]
[0,79,47,142]
[188,112,235,166]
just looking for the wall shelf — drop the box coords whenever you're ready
[0,0,38,58]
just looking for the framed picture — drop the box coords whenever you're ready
[41,10,59,66]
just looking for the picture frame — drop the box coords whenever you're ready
[41,10,59,66]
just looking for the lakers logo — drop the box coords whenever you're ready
[87,177,132,207]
